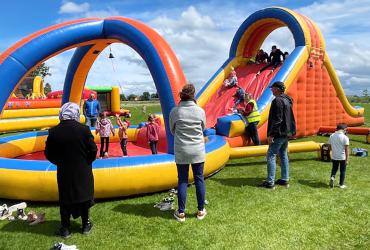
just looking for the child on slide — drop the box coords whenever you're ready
[223,66,238,88]
[232,86,246,109]
[96,112,115,158]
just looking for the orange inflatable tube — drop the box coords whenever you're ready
[5,99,61,109]
[319,126,370,135]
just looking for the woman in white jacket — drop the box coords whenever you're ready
[169,84,207,222]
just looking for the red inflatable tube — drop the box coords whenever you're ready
[319,126,370,135]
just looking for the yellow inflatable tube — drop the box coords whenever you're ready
[0,131,229,201]
[0,115,85,132]
[229,141,322,159]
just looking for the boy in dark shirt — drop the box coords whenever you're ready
[257,45,285,75]
[255,49,269,64]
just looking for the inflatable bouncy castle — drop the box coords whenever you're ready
[0,7,365,201]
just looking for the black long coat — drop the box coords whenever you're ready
[45,120,97,205]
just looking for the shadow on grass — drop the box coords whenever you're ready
[212,177,264,187]
[113,203,173,219]
[298,179,328,188]
[0,219,67,236]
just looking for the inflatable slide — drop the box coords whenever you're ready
[197,7,364,146]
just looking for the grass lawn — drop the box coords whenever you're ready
[0,104,369,249]
[119,101,162,125]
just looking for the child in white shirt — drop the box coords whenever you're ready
[329,123,350,188]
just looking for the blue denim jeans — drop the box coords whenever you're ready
[85,117,97,127]
[266,137,289,184]
[176,162,205,213]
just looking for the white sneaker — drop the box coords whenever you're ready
[0,204,7,214]
[0,205,9,220]
[339,185,347,189]
[197,209,207,220]
[173,211,186,222]
[52,242,78,250]
[329,176,335,188]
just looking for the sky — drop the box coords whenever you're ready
[0,0,369,96]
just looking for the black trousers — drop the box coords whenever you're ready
[100,137,110,157]
[120,138,128,156]
[246,121,260,145]
[149,140,158,154]
[331,160,347,186]
[60,202,91,228]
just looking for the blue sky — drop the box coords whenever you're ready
[1,0,369,95]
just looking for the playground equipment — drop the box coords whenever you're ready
[0,7,366,201]
[85,85,125,116]
[0,82,127,132]
[197,7,364,144]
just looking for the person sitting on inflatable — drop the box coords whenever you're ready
[223,66,238,88]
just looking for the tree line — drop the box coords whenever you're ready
[347,89,370,103]
[120,92,159,101]
[31,63,370,103]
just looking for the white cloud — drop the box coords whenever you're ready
[149,6,233,91]
[43,2,370,96]
[59,1,90,14]
[296,0,370,95]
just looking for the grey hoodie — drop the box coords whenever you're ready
[169,100,206,164]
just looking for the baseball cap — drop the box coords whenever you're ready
[270,81,285,91]
[336,123,348,130]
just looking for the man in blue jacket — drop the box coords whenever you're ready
[83,93,100,127]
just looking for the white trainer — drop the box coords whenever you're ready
[173,211,185,222]
[197,209,207,220]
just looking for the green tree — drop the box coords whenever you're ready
[127,94,137,101]
[150,92,159,99]
[141,92,150,101]
[120,94,127,101]
[362,89,368,98]
[28,63,51,79]
[362,89,370,102]
[44,83,52,95]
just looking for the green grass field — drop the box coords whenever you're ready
[0,103,369,250]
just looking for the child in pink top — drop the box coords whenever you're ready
[96,112,115,158]
[116,114,129,156]
[146,114,160,154]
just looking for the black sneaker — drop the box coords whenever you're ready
[259,181,275,189]
[276,179,289,187]
[56,227,71,239]
[82,219,93,235]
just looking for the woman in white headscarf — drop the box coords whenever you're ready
[45,102,97,238]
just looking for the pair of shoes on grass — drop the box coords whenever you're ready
[56,219,93,239]
[259,179,289,189]
[27,211,46,225]
[0,202,27,221]
[173,209,207,222]
[154,196,174,211]
[329,177,347,189]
